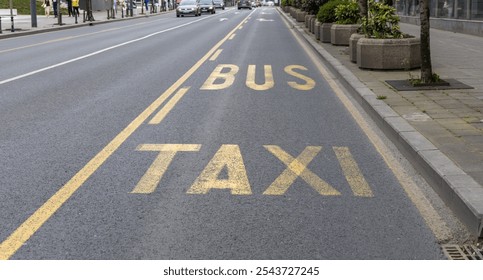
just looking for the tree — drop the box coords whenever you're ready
[358,0,367,19]
[419,0,433,83]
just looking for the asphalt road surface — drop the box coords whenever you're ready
[0,7,449,259]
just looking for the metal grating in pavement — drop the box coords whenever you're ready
[442,244,483,260]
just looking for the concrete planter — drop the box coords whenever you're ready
[290,7,297,18]
[330,24,360,46]
[310,17,316,34]
[320,23,333,43]
[349,33,365,63]
[305,15,314,28]
[282,6,290,13]
[315,21,321,40]
[357,37,421,70]
[296,11,307,22]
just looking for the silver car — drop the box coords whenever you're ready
[176,0,201,17]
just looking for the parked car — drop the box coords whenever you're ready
[199,0,216,14]
[176,0,201,17]
[237,0,251,9]
[213,0,225,9]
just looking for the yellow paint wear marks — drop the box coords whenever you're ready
[0,12,254,260]
[131,144,201,194]
[333,147,373,197]
[246,65,274,91]
[281,14,452,240]
[284,65,316,91]
[229,34,236,40]
[187,145,252,195]
[263,145,340,196]
[149,87,190,124]
[238,26,244,30]
[209,49,223,61]
[200,64,239,90]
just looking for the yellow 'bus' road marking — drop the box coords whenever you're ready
[0,11,255,260]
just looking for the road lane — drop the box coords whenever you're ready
[0,8,447,259]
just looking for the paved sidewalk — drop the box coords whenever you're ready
[281,11,483,238]
[0,7,166,38]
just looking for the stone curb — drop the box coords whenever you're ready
[277,8,483,237]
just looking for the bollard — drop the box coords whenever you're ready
[0,16,2,34]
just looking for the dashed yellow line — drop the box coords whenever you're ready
[209,49,223,61]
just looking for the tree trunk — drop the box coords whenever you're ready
[420,0,433,83]
[359,0,368,19]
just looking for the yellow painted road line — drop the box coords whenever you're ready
[333,146,373,197]
[0,11,255,260]
[228,34,236,40]
[280,12,452,240]
[263,145,340,196]
[149,87,191,124]
[209,49,223,61]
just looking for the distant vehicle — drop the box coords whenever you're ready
[199,0,216,14]
[263,0,274,5]
[176,0,201,17]
[213,0,225,9]
[251,1,257,8]
[238,0,252,9]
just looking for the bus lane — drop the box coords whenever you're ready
[2,8,446,259]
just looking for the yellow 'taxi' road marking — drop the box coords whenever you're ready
[0,12,254,260]
[131,144,201,194]
[333,146,373,197]
[263,145,340,196]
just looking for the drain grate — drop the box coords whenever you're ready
[442,244,483,260]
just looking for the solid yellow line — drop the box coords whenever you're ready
[209,49,223,61]
[0,12,253,260]
[149,87,190,124]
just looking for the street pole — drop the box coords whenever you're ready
[57,0,63,25]
[9,0,14,32]
[30,0,37,28]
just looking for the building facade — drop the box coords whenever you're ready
[395,0,483,36]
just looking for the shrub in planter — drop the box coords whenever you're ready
[330,0,360,46]
[301,0,328,15]
[317,0,344,23]
[357,0,420,69]
[361,0,402,39]
[334,0,360,25]
[317,0,345,43]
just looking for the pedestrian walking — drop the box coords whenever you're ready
[66,0,73,17]
[42,0,52,17]
[72,0,80,17]
[144,0,149,12]
[52,0,58,18]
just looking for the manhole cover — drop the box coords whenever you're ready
[442,244,483,260]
